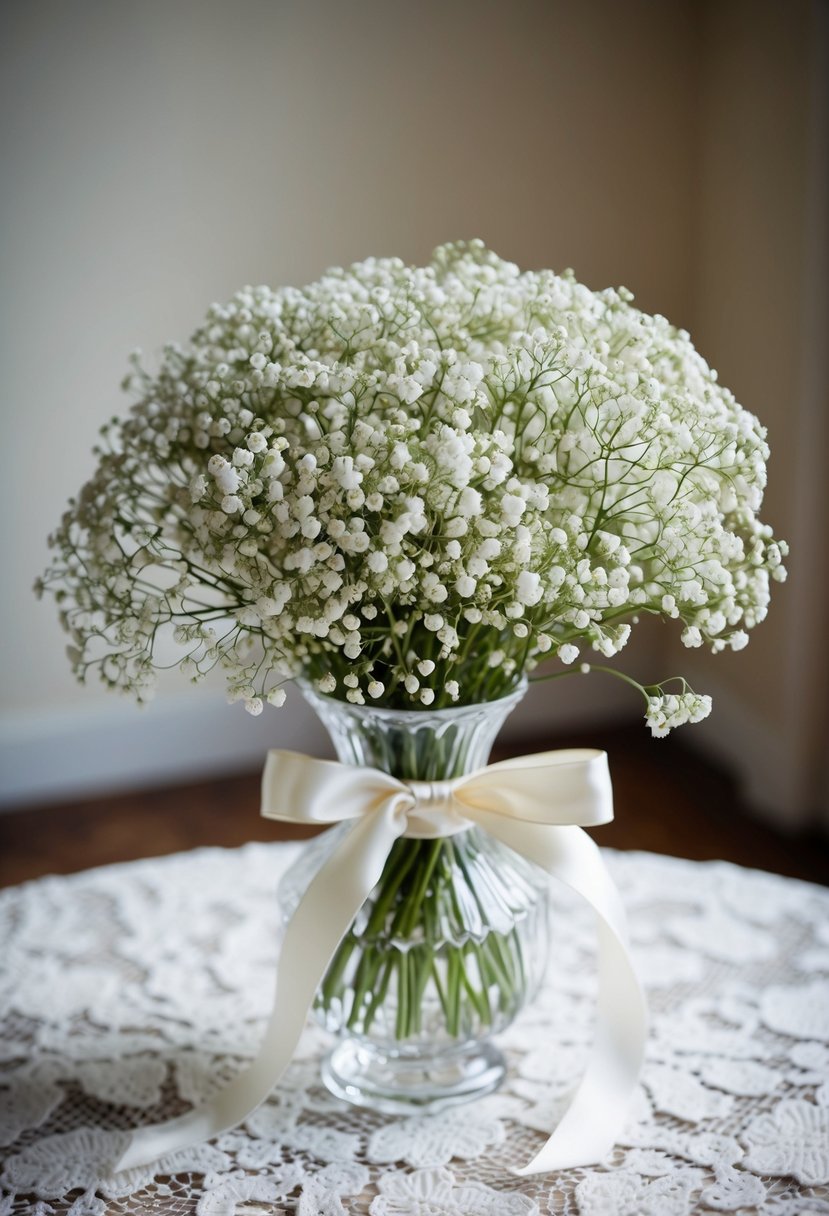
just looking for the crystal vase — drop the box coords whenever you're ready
[277,680,550,1115]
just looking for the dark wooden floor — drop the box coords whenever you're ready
[2,724,828,889]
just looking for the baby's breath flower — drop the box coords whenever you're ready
[646,690,712,738]
[40,241,785,723]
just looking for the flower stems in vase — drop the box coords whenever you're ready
[318,834,529,1042]
[293,683,547,1058]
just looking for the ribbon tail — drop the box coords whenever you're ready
[470,811,647,1175]
[111,807,404,1173]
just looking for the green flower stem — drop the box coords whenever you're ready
[395,949,410,1040]
[460,947,489,1023]
[430,956,450,1022]
[410,948,432,1035]
[363,839,421,936]
[446,950,462,1037]
[363,955,395,1028]
[319,933,357,1007]
[345,946,378,1030]
[397,839,443,938]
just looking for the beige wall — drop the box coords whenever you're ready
[1,0,824,818]
[675,0,828,822]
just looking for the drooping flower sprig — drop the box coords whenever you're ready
[38,241,787,734]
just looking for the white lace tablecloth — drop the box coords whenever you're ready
[2,842,828,1215]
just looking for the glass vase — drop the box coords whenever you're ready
[278,680,550,1114]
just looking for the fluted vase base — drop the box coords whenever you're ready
[321,1037,506,1115]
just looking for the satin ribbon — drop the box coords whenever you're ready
[112,747,646,1176]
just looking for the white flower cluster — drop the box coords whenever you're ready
[40,241,787,731]
[645,689,713,739]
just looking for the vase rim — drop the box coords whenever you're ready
[296,676,528,723]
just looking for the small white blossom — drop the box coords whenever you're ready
[189,473,207,502]
[501,494,526,525]
[332,455,362,490]
[515,570,542,606]
[208,455,241,495]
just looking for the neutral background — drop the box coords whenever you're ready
[1,0,826,826]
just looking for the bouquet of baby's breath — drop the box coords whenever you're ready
[40,240,786,736]
[40,242,788,1049]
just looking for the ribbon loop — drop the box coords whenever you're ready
[112,745,646,1178]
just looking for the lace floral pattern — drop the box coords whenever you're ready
[1,843,828,1213]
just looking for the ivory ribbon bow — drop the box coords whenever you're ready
[113,747,646,1176]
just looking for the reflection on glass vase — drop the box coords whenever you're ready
[277,679,550,1115]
